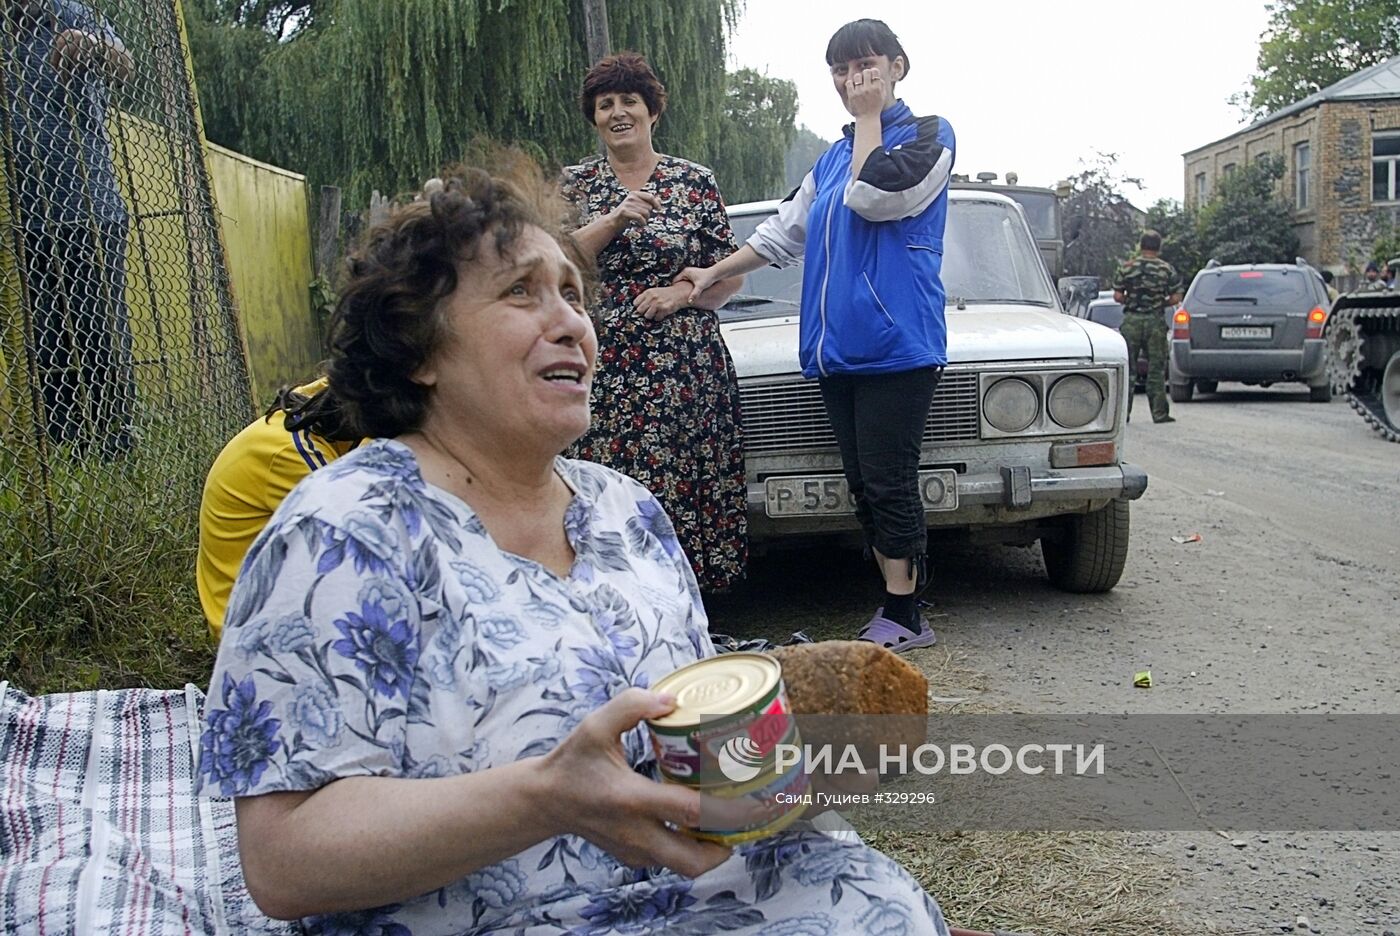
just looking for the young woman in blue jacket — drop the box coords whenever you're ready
[679,18,956,653]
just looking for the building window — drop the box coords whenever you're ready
[1195,172,1208,204]
[1294,142,1311,210]
[1374,131,1400,202]
[1223,163,1237,177]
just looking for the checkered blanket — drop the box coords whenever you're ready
[0,682,299,935]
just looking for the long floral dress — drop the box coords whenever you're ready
[561,155,747,593]
[199,440,950,936]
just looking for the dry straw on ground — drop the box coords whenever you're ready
[877,650,1248,936]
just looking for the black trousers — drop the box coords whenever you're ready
[22,221,137,456]
[818,366,943,561]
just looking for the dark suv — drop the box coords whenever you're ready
[1169,261,1332,402]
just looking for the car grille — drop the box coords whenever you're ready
[739,371,981,454]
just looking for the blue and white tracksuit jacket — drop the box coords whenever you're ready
[747,100,956,378]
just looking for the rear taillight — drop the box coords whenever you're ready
[1172,309,1190,340]
[1306,306,1327,339]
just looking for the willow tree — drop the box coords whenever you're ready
[184,0,793,204]
[716,68,798,204]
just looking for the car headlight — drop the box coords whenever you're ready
[983,378,1039,432]
[1047,374,1105,428]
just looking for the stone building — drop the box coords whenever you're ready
[1182,55,1400,282]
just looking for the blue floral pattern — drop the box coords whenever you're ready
[200,673,282,797]
[201,439,948,935]
[332,599,420,699]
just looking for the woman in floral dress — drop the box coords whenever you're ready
[198,165,950,935]
[562,52,748,593]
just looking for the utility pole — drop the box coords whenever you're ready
[581,0,611,64]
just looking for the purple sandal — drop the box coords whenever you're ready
[857,609,937,654]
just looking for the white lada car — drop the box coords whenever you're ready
[719,190,1147,593]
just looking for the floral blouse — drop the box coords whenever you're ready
[198,440,947,935]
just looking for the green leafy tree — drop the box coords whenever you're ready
[1232,0,1400,120]
[183,9,278,149]
[784,124,830,190]
[713,69,798,203]
[1060,153,1142,284]
[185,0,326,38]
[184,0,796,205]
[1371,224,1400,267]
[1196,154,1300,265]
[1144,198,1207,284]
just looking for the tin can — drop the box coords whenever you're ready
[685,749,812,846]
[647,654,792,786]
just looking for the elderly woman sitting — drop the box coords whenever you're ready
[198,160,950,935]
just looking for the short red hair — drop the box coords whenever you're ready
[578,52,668,126]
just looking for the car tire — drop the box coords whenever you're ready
[1309,382,1332,403]
[1169,381,1193,403]
[1040,500,1130,594]
[1196,380,1218,394]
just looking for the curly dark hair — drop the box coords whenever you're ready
[260,380,358,442]
[578,51,668,127]
[325,152,579,439]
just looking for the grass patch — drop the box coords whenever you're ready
[874,652,1235,936]
[0,409,219,694]
[873,829,1220,936]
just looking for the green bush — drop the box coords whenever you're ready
[1371,224,1400,267]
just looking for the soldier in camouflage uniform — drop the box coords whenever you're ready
[1114,231,1183,423]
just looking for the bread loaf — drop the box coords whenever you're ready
[768,641,928,762]
[769,640,928,717]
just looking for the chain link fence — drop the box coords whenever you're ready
[1,0,250,685]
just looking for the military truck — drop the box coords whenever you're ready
[951,172,1068,279]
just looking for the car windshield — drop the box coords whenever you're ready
[1193,270,1311,305]
[941,200,1058,307]
[720,199,1056,322]
[722,212,806,316]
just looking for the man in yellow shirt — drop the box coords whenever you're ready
[197,378,363,639]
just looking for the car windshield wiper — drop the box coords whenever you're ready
[1214,295,1259,304]
[724,294,800,310]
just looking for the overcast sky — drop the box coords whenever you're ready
[728,0,1273,207]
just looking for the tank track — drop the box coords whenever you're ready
[1350,387,1400,442]
[1326,297,1400,442]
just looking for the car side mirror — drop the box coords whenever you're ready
[1057,276,1101,317]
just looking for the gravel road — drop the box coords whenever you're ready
[707,385,1400,934]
